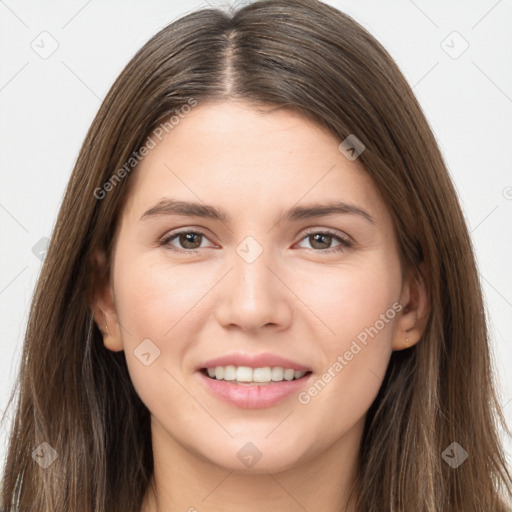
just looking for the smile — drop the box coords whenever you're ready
[198,365,313,408]
[202,365,311,384]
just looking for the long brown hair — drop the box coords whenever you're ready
[2,1,511,510]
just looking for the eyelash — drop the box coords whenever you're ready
[158,228,354,255]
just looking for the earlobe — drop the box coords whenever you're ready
[90,248,124,352]
[395,333,411,350]
[392,264,429,351]
[102,320,124,352]
[92,307,124,352]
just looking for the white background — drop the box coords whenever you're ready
[1,0,511,469]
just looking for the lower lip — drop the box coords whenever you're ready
[197,371,312,409]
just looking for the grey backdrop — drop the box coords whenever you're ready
[1,0,511,469]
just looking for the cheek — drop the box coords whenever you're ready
[113,239,400,421]
[292,255,399,415]
[113,250,210,341]
[294,252,401,348]
[111,251,213,405]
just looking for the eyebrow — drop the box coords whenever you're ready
[140,198,375,225]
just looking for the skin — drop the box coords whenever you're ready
[92,100,428,512]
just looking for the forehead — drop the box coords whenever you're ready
[121,101,389,225]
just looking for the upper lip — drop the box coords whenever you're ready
[199,352,311,372]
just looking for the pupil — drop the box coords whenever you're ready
[182,233,200,248]
[178,233,333,250]
[312,233,330,249]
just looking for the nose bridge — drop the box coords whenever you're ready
[232,234,277,306]
[214,234,291,330]
[235,236,272,297]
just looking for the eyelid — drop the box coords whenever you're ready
[300,227,353,245]
[157,227,217,251]
[295,228,354,254]
[158,226,354,253]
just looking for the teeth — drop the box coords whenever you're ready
[283,369,295,381]
[271,367,283,381]
[224,365,236,380]
[204,365,308,383]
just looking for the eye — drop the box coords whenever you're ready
[159,230,212,252]
[296,229,353,254]
[158,228,353,254]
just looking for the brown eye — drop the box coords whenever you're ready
[159,229,353,255]
[177,232,203,249]
[160,230,210,252]
[308,233,333,250]
[297,230,353,254]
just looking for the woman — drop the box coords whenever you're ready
[1,0,511,510]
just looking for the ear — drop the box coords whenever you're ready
[89,248,124,352]
[392,263,429,351]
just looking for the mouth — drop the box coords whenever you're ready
[200,365,313,385]
[196,353,314,408]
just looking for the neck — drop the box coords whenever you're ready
[141,417,363,512]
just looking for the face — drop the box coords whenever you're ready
[95,100,415,474]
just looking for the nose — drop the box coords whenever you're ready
[214,246,293,333]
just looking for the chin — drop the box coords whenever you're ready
[192,433,313,474]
